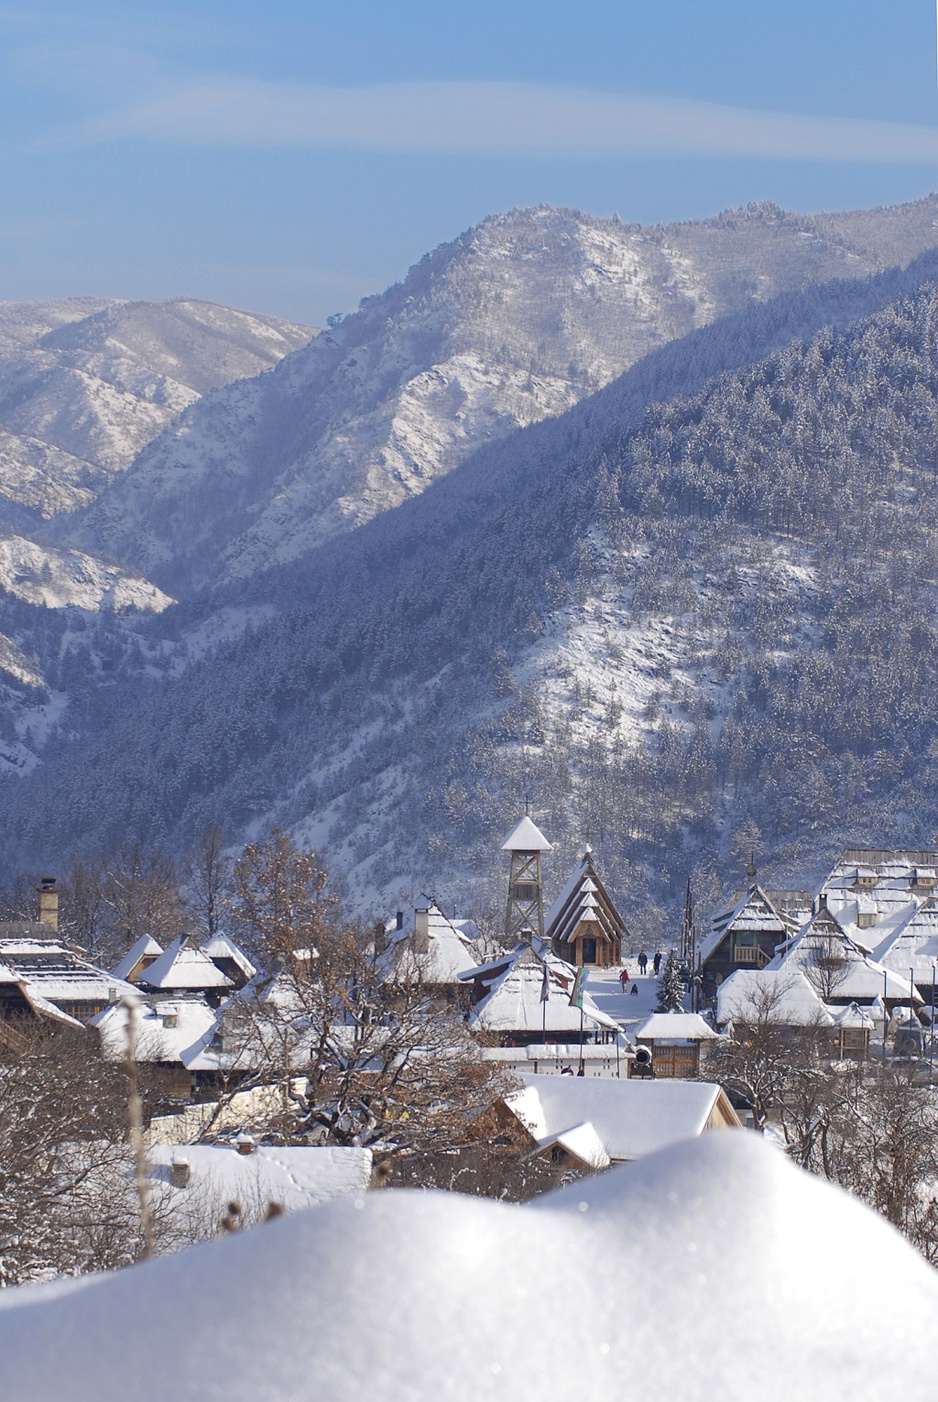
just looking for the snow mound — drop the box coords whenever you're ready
[1,1133,935,1401]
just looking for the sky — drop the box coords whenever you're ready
[2,1,938,325]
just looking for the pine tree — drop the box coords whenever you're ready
[656,950,686,1013]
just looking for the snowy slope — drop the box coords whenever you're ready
[64,198,938,593]
[0,1133,935,1401]
[0,297,313,528]
[0,533,173,613]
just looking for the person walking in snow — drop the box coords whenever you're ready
[619,968,630,989]
[629,982,639,996]
[653,951,662,976]
[638,950,648,975]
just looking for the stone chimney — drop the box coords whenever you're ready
[170,1158,191,1188]
[414,907,430,954]
[38,876,58,932]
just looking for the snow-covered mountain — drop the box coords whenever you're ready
[0,297,313,530]
[11,240,938,928]
[0,295,313,768]
[62,198,938,595]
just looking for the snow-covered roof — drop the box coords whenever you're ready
[467,946,619,1036]
[632,1013,719,1043]
[501,815,552,852]
[460,935,574,983]
[820,850,938,949]
[545,850,630,950]
[112,934,163,982]
[716,970,835,1028]
[17,985,84,1028]
[381,902,479,984]
[506,1073,734,1161]
[203,935,257,982]
[767,914,920,1004]
[2,1133,938,1401]
[535,1121,610,1171]
[871,900,938,987]
[93,997,219,1066]
[830,1002,875,1030]
[146,1144,372,1218]
[0,930,136,1013]
[141,936,235,991]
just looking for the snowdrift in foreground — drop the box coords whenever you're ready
[2,1133,936,1401]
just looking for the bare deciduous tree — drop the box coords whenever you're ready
[184,825,231,940]
[200,834,516,1173]
[229,828,336,968]
[797,1064,938,1264]
[802,935,851,1002]
[0,1026,149,1284]
[706,978,829,1132]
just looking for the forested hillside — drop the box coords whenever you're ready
[9,249,938,930]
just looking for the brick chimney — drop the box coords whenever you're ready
[38,877,58,932]
[414,907,430,954]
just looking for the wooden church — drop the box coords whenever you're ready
[545,846,630,968]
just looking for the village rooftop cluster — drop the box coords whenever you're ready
[0,825,935,1226]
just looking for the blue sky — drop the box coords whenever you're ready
[2,0,938,324]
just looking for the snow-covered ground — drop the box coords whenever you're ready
[586,958,674,1034]
[1,1132,935,1401]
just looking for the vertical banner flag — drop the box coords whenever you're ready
[540,962,551,1003]
[569,966,588,1008]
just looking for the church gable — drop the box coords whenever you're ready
[546,849,630,967]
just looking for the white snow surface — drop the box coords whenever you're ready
[146,1143,373,1217]
[1,1132,936,1401]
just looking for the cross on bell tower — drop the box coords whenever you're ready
[501,815,553,942]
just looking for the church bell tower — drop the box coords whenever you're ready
[501,815,553,942]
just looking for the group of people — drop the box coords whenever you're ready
[618,949,663,995]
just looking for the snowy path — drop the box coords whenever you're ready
[586,958,688,1035]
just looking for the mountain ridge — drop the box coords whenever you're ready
[59,197,938,596]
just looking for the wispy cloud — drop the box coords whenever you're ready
[53,79,938,163]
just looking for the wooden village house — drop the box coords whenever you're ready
[698,885,796,999]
